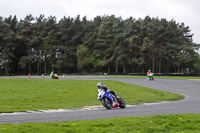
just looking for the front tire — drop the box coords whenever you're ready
[102,97,112,109]
[117,98,126,108]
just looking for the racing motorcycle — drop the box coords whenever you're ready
[148,73,154,81]
[98,90,126,109]
[52,74,59,79]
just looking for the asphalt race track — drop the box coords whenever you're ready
[0,76,200,124]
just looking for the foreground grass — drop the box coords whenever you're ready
[0,114,200,132]
[0,79,183,113]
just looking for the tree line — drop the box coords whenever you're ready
[0,14,199,75]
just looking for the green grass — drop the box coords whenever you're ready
[0,79,183,113]
[0,114,200,132]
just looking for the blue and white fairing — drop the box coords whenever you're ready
[98,90,114,102]
[101,91,113,102]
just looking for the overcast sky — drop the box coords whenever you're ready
[0,0,200,45]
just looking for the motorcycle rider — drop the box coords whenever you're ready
[147,70,152,77]
[97,82,118,100]
[50,71,54,77]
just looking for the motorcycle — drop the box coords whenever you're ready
[148,73,154,81]
[52,74,59,79]
[98,90,126,109]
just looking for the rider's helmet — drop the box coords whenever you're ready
[148,70,151,72]
[97,82,103,88]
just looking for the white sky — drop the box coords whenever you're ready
[0,0,200,46]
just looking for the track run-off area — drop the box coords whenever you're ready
[0,76,200,124]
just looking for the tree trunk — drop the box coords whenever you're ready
[116,64,118,74]
[142,66,144,73]
[123,65,126,73]
[152,58,155,72]
[37,59,40,74]
[107,65,110,73]
[132,66,134,73]
[159,60,161,73]
[44,57,47,74]
[51,60,54,71]
[5,61,8,75]
[28,60,31,74]
[27,44,31,74]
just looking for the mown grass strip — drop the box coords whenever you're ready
[0,79,183,113]
[0,114,200,132]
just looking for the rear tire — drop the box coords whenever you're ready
[102,97,112,109]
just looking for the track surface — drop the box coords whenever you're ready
[0,76,200,124]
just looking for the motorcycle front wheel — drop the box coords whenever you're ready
[117,97,126,108]
[102,97,112,109]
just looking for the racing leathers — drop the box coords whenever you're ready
[97,85,117,100]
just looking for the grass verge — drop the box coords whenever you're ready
[0,79,183,113]
[0,114,200,132]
